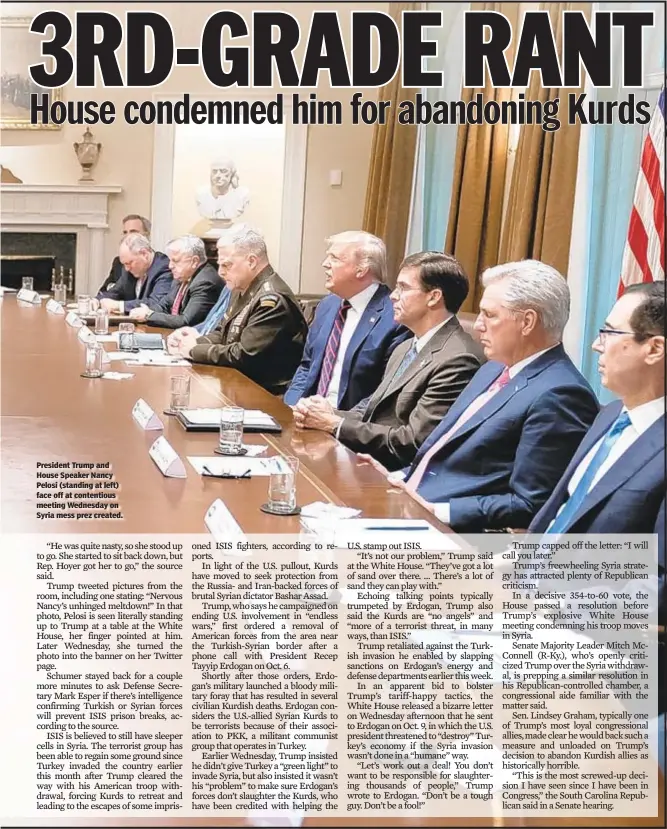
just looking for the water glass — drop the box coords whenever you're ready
[22,277,34,292]
[94,308,109,335]
[268,456,299,514]
[77,294,91,316]
[54,283,67,304]
[118,322,135,335]
[169,375,191,412]
[219,406,244,454]
[82,342,103,378]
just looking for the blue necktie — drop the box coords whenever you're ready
[392,342,418,383]
[546,412,632,535]
[199,289,231,335]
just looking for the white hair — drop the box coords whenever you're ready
[217,223,267,259]
[482,259,570,340]
[120,233,153,255]
[166,235,206,262]
[326,230,387,283]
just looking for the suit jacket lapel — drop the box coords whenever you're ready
[539,403,621,524]
[338,286,387,402]
[430,345,569,446]
[311,298,339,380]
[409,362,504,467]
[568,414,665,525]
[384,317,461,398]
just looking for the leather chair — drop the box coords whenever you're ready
[296,294,325,326]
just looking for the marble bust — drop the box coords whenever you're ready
[196,159,250,234]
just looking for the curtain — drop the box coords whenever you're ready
[363,3,419,286]
[445,2,520,312]
[406,2,470,255]
[499,2,590,276]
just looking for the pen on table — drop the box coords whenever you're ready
[364,526,430,531]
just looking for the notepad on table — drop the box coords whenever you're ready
[177,408,282,433]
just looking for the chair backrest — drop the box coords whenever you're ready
[297,294,325,326]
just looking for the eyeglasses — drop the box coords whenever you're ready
[597,327,635,345]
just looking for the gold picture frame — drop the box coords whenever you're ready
[1,17,63,129]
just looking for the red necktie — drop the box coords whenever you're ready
[171,284,187,316]
[407,367,511,492]
[317,300,351,396]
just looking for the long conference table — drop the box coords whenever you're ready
[1,295,664,827]
[1,295,445,535]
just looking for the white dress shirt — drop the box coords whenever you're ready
[326,283,379,406]
[412,317,451,354]
[430,345,559,525]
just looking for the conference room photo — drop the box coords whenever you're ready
[0,0,665,825]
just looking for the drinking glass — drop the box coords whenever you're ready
[268,456,299,514]
[219,407,244,454]
[54,284,67,304]
[169,375,191,413]
[77,294,91,316]
[118,322,136,351]
[82,342,103,378]
[94,308,109,335]
[22,277,34,292]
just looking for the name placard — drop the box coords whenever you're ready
[46,299,66,315]
[17,288,41,304]
[77,326,96,344]
[65,311,84,328]
[132,398,163,431]
[148,436,186,478]
[204,499,247,545]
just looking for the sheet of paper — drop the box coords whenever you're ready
[124,354,188,367]
[300,501,361,519]
[187,456,282,477]
[95,333,119,343]
[301,517,460,549]
[102,372,134,380]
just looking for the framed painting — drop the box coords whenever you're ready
[0,17,63,129]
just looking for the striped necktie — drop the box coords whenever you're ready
[391,342,418,383]
[545,412,632,535]
[171,284,187,316]
[317,300,351,397]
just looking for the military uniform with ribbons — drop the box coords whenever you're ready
[189,266,307,395]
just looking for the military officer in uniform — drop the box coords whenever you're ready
[170,224,307,395]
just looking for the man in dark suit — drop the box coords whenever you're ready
[362,260,599,532]
[173,225,307,395]
[293,251,485,470]
[128,235,221,329]
[530,282,665,721]
[97,234,172,314]
[531,282,665,557]
[96,214,151,295]
[283,231,409,409]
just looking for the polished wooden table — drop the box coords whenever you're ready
[1,296,663,827]
[1,296,444,535]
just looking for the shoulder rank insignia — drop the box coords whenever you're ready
[259,294,279,308]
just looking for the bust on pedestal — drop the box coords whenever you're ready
[194,158,250,240]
